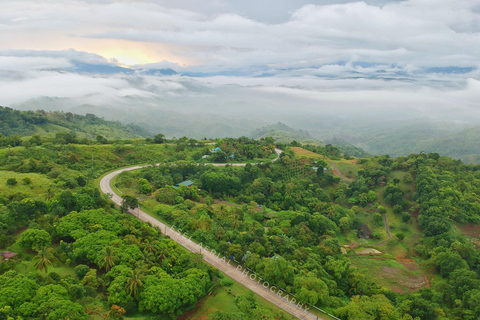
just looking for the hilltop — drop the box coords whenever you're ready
[250,122,369,158]
[249,122,316,144]
[0,106,150,140]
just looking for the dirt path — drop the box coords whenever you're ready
[383,214,391,238]
[330,162,354,182]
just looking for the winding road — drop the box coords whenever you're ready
[100,148,333,320]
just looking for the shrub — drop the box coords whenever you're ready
[6,178,17,186]
[221,277,234,287]
[74,264,90,280]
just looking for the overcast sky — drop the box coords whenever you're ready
[0,0,479,124]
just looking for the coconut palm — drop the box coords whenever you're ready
[98,246,118,271]
[125,269,144,298]
[34,247,54,274]
[142,239,157,256]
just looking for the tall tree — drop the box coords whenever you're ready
[125,269,144,298]
[98,246,118,271]
[121,195,139,214]
[34,247,53,274]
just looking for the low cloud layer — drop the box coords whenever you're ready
[0,0,479,135]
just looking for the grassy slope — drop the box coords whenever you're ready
[0,171,56,199]
[0,107,149,140]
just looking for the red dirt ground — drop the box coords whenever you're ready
[457,224,480,238]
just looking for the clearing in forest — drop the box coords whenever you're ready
[291,147,324,159]
[348,256,427,293]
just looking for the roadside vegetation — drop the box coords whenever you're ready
[1,110,480,320]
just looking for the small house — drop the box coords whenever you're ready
[0,251,18,261]
[202,155,210,159]
[211,147,222,153]
[174,180,194,188]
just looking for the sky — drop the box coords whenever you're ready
[0,0,479,127]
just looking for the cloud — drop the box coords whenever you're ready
[0,1,478,71]
[0,56,71,71]
[0,0,479,130]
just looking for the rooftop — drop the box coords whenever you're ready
[0,251,18,259]
[175,180,194,187]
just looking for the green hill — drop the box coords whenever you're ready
[250,122,369,158]
[420,126,480,164]
[249,122,318,144]
[0,106,151,139]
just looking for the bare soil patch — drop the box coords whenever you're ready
[457,224,480,238]
[356,248,382,255]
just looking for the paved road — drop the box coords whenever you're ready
[99,149,331,320]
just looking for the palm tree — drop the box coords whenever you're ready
[155,244,168,263]
[142,240,157,256]
[125,269,144,298]
[232,214,240,229]
[45,189,55,201]
[98,246,118,271]
[34,247,53,274]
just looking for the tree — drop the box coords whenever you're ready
[0,271,39,308]
[125,269,144,298]
[262,255,294,288]
[34,247,54,274]
[339,217,352,233]
[74,264,90,280]
[434,251,469,278]
[396,232,405,241]
[98,246,118,271]
[402,212,411,223]
[336,294,399,320]
[19,229,52,251]
[96,135,108,144]
[137,178,154,195]
[121,195,139,214]
[373,213,384,226]
[153,134,165,144]
[294,273,330,306]
[82,269,100,289]
[106,305,126,320]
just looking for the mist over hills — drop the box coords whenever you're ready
[4,52,480,164]
[9,95,480,163]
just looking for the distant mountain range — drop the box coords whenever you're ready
[7,99,480,164]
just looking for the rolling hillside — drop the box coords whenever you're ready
[0,106,151,140]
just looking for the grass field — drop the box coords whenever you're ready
[348,255,426,293]
[291,147,324,159]
[330,159,360,179]
[180,279,295,320]
[0,171,55,200]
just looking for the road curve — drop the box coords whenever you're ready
[99,149,328,320]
